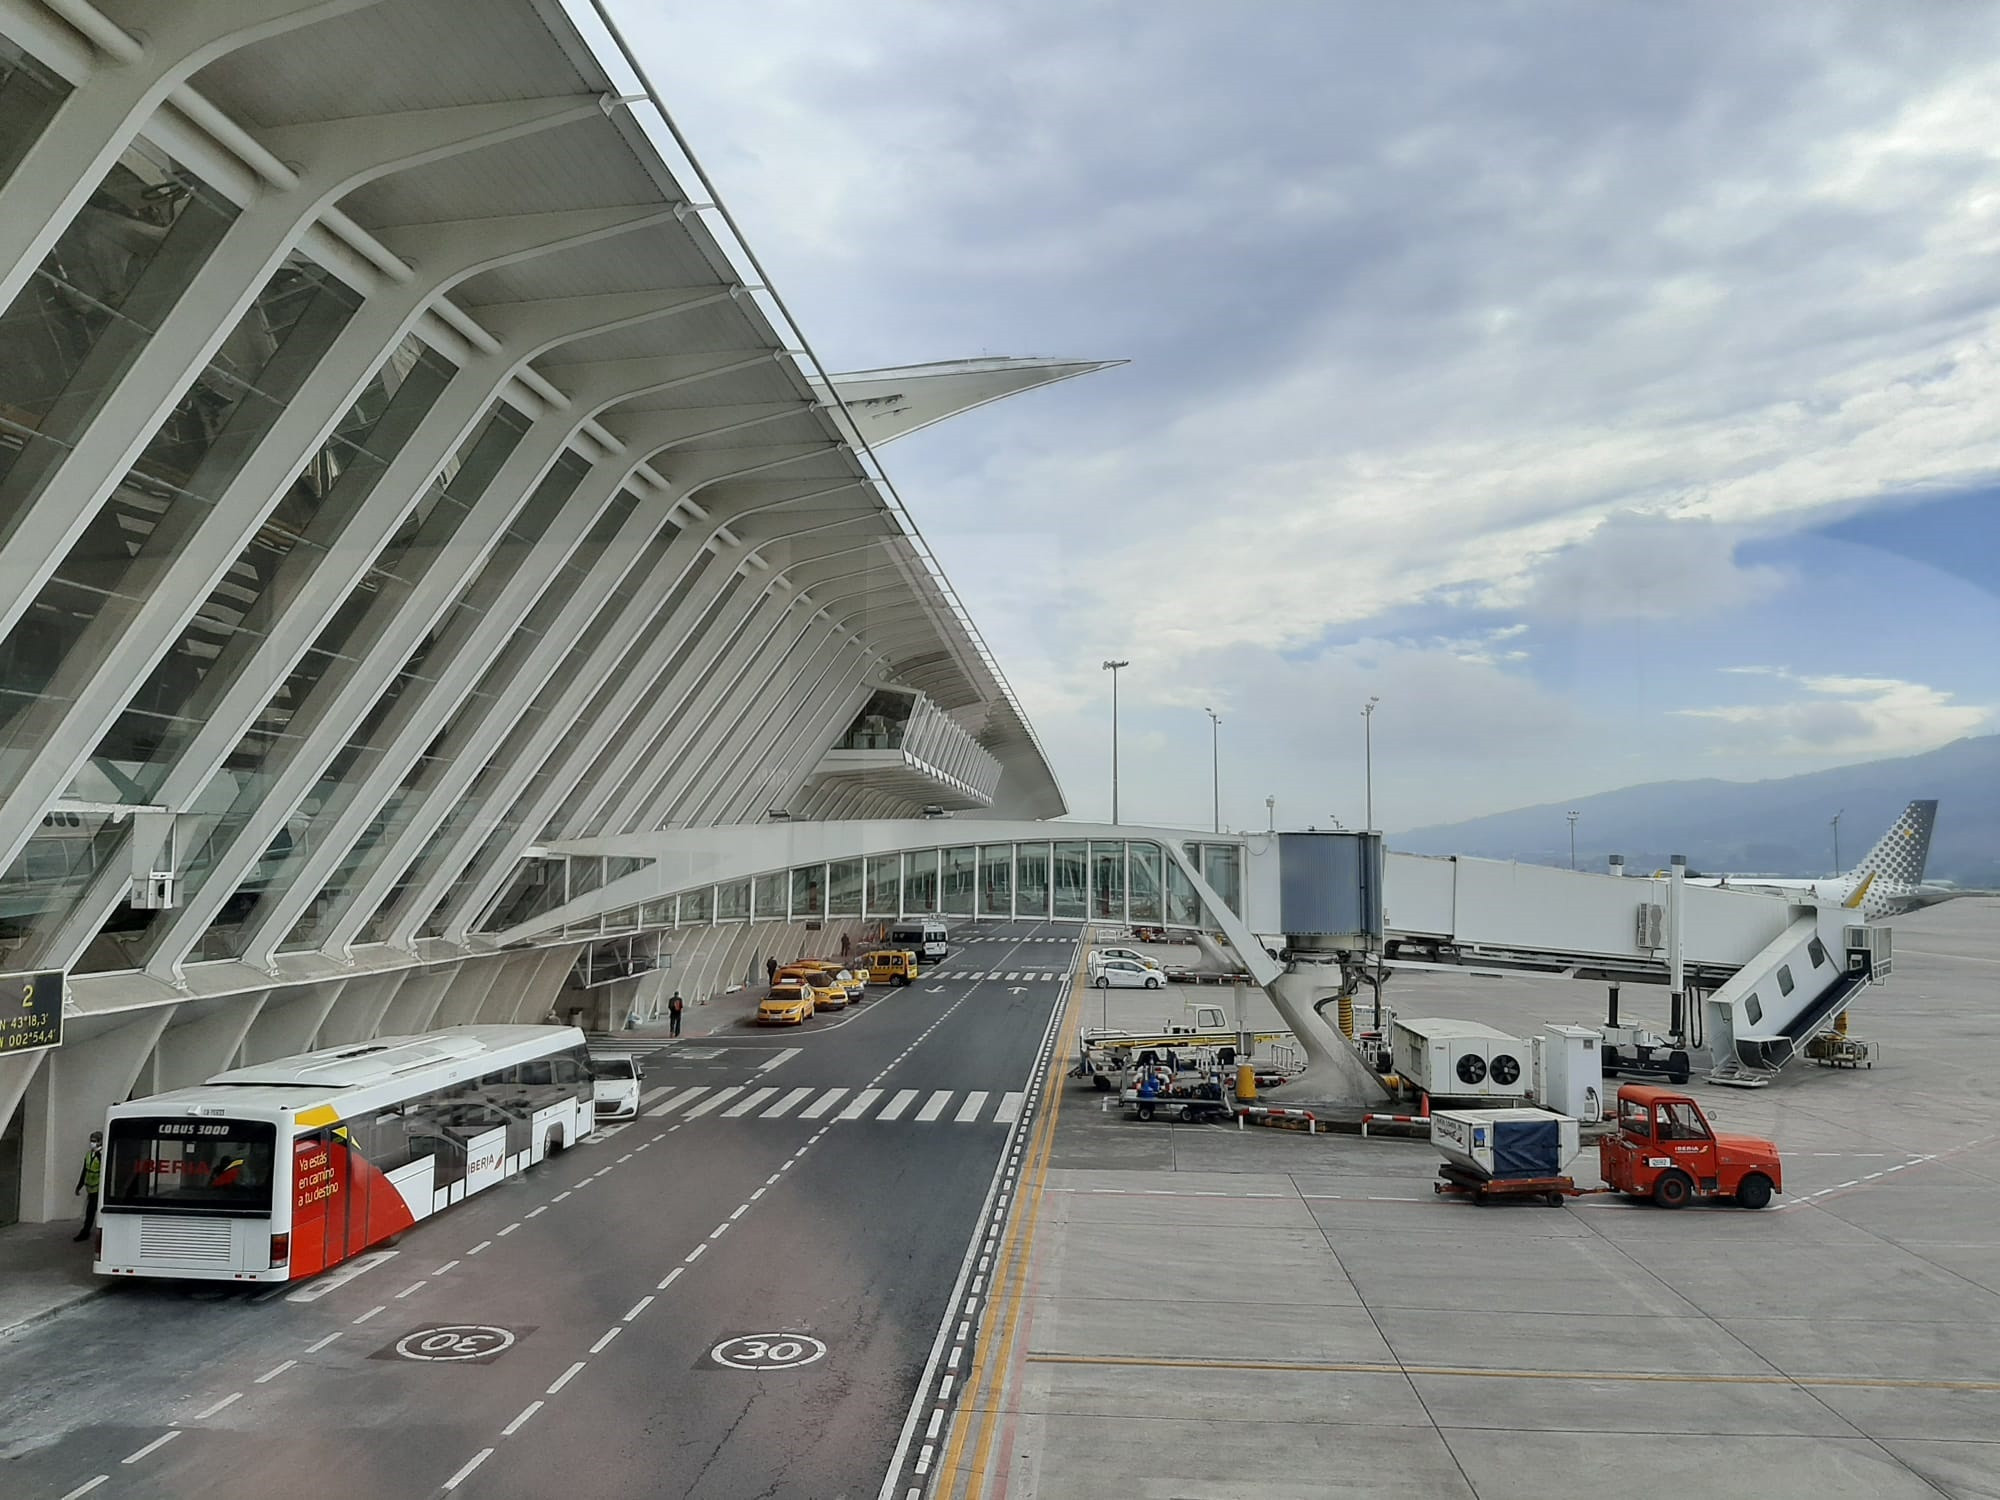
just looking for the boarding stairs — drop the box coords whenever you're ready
[1705,914,1883,1088]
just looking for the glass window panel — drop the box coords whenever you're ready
[678,886,712,925]
[902,850,938,914]
[1052,840,1088,920]
[715,879,750,921]
[753,871,786,919]
[1015,843,1050,919]
[836,687,917,749]
[865,855,900,917]
[942,846,975,917]
[569,857,605,899]
[1129,842,1164,923]
[827,857,862,917]
[5,811,128,972]
[978,844,1012,918]
[1202,843,1243,917]
[0,38,68,188]
[790,864,823,918]
[1091,843,1126,922]
[642,898,673,926]
[1165,856,1200,927]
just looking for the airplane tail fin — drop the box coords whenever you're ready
[1851,800,1937,889]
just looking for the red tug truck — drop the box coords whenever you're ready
[1598,1084,1783,1209]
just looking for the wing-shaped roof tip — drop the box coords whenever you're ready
[814,357,1128,447]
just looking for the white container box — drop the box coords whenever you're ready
[1391,1017,1530,1099]
[1432,1107,1582,1181]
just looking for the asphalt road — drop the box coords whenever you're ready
[0,923,1077,1500]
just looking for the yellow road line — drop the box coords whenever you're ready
[1026,1352,2000,1393]
[933,940,1089,1498]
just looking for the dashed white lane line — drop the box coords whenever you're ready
[624,1295,654,1322]
[657,1267,684,1290]
[547,1361,587,1395]
[762,1086,815,1118]
[837,1088,885,1121]
[468,1240,493,1255]
[60,1477,109,1498]
[501,1400,543,1437]
[552,1190,571,1202]
[306,1331,343,1353]
[193,1391,242,1420]
[724,1087,779,1117]
[254,1360,295,1384]
[954,1091,989,1123]
[353,1304,386,1325]
[684,1085,746,1118]
[709,1222,731,1240]
[433,1259,460,1275]
[728,1204,749,1221]
[878,1089,920,1121]
[800,1087,850,1120]
[526,1206,547,1219]
[590,1328,622,1355]
[916,1090,952,1122]
[396,1280,428,1298]
[750,1186,767,1201]
[442,1448,493,1491]
[686,1242,708,1263]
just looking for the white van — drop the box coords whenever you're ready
[592,1054,643,1120]
[890,919,949,961]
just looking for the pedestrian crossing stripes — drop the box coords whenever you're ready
[645,1081,1026,1124]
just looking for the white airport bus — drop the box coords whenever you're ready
[889,918,950,961]
[95,1025,595,1284]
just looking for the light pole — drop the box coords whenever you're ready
[1204,706,1221,833]
[1566,810,1580,870]
[1831,809,1843,875]
[1361,696,1380,832]
[1102,660,1129,823]
[1265,795,1275,833]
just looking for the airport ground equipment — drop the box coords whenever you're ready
[1596,1022,1691,1085]
[1074,1004,1298,1090]
[1391,1018,1531,1103]
[1705,919,1889,1087]
[1432,1106,1586,1205]
[1530,1024,1606,1120]
[1598,1084,1782,1208]
[1119,1066,1233,1124]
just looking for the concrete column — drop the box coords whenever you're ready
[675,619,846,825]
[380,968,454,1036]
[239,981,341,1063]
[24,1009,172,1221]
[432,957,507,1029]
[317,971,404,1045]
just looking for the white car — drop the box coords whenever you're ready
[1090,947,1163,975]
[592,1054,643,1119]
[1092,957,1164,990]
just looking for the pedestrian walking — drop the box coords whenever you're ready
[73,1130,103,1242]
[765,955,778,983]
[668,991,685,1038]
[840,932,852,961]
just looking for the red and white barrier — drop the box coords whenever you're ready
[1361,1112,1434,1138]
[1236,1106,1318,1135]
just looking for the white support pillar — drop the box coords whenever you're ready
[238,980,341,1063]
[23,1008,173,1221]
[432,956,508,1029]
[379,967,454,1037]
[701,630,870,824]
[724,642,878,826]
[317,970,404,1045]
[152,996,267,1091]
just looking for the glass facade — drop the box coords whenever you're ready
[978,844,1011,917]
[1015,843,1049,919]
[1091,842,1125,921]
[1052,840,1088,919]
[835,687,915,749]
[753,871,786,919]
[789,864,823,919]
[715,879,750,921]
[865,855,899,917]
[941,845,975,916]
[0,38,66,187]
[902,850,937,913]
[1128,842,1163,923]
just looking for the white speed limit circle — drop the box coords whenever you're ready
[395,1325,517,1362]
[709,1333,827,1371]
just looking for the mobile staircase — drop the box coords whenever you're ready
[1705,913,1891,1088]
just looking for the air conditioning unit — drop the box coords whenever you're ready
[1390,1017,1531,1101]
[1634,902,1664,949]
[130,872,175,910]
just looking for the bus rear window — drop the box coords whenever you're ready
[104,1117,278,1216]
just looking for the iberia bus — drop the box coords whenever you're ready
[95,1025,595,1283]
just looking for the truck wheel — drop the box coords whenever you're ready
[1180,1104,1196,1123]
[1093,1074,1112,1092]
[1735,1173,1774,1210]
[1137,1104,1154,1122]
[1668,1051,1691,1085]
[1652,1171,1693,1210]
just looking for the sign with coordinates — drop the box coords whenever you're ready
[0,971,62,1057]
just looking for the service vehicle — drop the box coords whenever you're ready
[1597,1022,1692,1085]
[861,949,919,986]
[1075,1005,1298,1091]
[1092,957,1165,990]
[757,982,818,1026]
[1598,1084,1782,1209]
[1089,946,1163,974]
[591,1053,643,1120]
[890,919,949,961]
[1118,1062,1235,1124]
[94,1025,594,1283]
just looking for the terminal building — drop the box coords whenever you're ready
[0,0,1120,1227]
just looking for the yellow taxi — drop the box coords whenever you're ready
[862,949,919,986]
[756,980,816,1026]
[777,964,846,1012]
[812,962,867,1000]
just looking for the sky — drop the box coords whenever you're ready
[602,0,2000,832]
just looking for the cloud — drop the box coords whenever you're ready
[1675,670,1993,758]
[1509,513,1787,621]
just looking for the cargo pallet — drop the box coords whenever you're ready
[1433,1163,1599,1207]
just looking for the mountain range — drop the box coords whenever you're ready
[1392,734,2000,887]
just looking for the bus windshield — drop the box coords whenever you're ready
[104,1117,279,1216]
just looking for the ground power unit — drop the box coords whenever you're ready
[1390,1017,1531,1102]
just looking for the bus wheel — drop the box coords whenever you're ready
[544,1127,566,1157]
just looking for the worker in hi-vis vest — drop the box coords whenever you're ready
[73,1129,103,1242]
